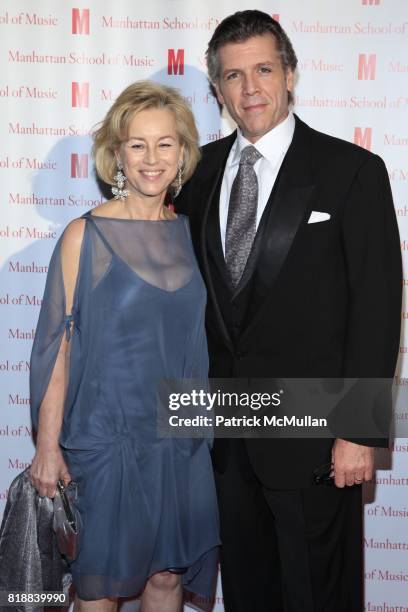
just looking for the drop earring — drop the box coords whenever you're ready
[112,162,130,201]
[173,164,183,198]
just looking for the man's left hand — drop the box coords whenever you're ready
[331,438,374,488]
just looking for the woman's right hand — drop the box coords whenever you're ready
[29,446,72,498]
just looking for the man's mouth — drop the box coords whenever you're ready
[243,102,267,112]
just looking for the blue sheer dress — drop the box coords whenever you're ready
[30,211,220,608]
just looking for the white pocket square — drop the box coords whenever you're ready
[307,211,331,224]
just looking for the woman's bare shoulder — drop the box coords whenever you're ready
[87,199,121,219]
[62,217,87,254]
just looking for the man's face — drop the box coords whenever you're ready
[214,34,294,143]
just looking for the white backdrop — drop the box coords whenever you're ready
[0,1,407,610]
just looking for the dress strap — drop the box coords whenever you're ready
[179,213,190,235]
[82,212,114,254]
[63,306,79,341]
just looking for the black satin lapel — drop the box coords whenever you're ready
[206,181,230,286]
[258,180,315,293]
[238,181,315,343]
[239,116,316,342]
[199,134,236,351]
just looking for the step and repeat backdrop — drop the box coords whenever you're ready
[0,1,407,609]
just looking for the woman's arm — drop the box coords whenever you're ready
[29,219,86,498]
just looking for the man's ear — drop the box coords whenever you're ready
[213,82,225,107]
[286,69,294,95]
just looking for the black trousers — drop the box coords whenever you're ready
[214,440,363,612]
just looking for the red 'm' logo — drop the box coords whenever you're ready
[362,0,380,5]
[358,54,376,80]
[168,49,184,75]
[72,83,89,108]
[354,128,372,151]
[71,154,89,178]
[72,8,90,35]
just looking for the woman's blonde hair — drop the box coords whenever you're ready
[92,80,201,189]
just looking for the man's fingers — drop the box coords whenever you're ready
[332,439,375,487]
[334,471,346,488]
[335,469,362,487]
[335,470,367,487]
[345,472,356,487]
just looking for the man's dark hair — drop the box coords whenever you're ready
[206,10,298,104]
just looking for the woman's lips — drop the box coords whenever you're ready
[139,170,164,180]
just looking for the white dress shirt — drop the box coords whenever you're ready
[219,111,295,255]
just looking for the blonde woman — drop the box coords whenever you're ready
[29,81,220,612]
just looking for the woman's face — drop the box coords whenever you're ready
[116,107,183,201]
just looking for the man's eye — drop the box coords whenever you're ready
[259,66,272,74]
[226,72,238,81]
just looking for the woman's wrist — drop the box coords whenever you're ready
[36,437,61,453]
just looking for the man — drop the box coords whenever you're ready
[176,10,401,612]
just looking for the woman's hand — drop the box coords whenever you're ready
[29,445,72,498]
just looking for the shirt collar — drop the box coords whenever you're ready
[229,111,295,170]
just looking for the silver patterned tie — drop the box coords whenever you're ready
[225,145,262,288]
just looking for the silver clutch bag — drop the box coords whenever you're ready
[53,480,82,563]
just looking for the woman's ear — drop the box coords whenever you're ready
[114,147,122,168]
[178,143,185,168]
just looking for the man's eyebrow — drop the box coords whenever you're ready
[222,61,278,75]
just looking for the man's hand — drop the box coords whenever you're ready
[331,438,374,488]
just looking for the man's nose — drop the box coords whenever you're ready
[242,73,259,96]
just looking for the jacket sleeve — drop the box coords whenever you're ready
[174,173,195,216]
[332,154,402,446]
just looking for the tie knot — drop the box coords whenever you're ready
[240,145,262,166]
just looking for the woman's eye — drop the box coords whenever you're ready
[159,143,172,148]
[131,143,144,150]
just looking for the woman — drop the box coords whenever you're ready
[29,81,220,612]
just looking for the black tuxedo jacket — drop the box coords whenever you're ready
[176,115,402,488]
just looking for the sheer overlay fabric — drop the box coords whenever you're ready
[30,212,220,608]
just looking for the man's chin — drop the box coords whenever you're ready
[242,123,270,142]
[242,117,287,141]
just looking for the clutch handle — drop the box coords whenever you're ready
[56,480,77,531]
